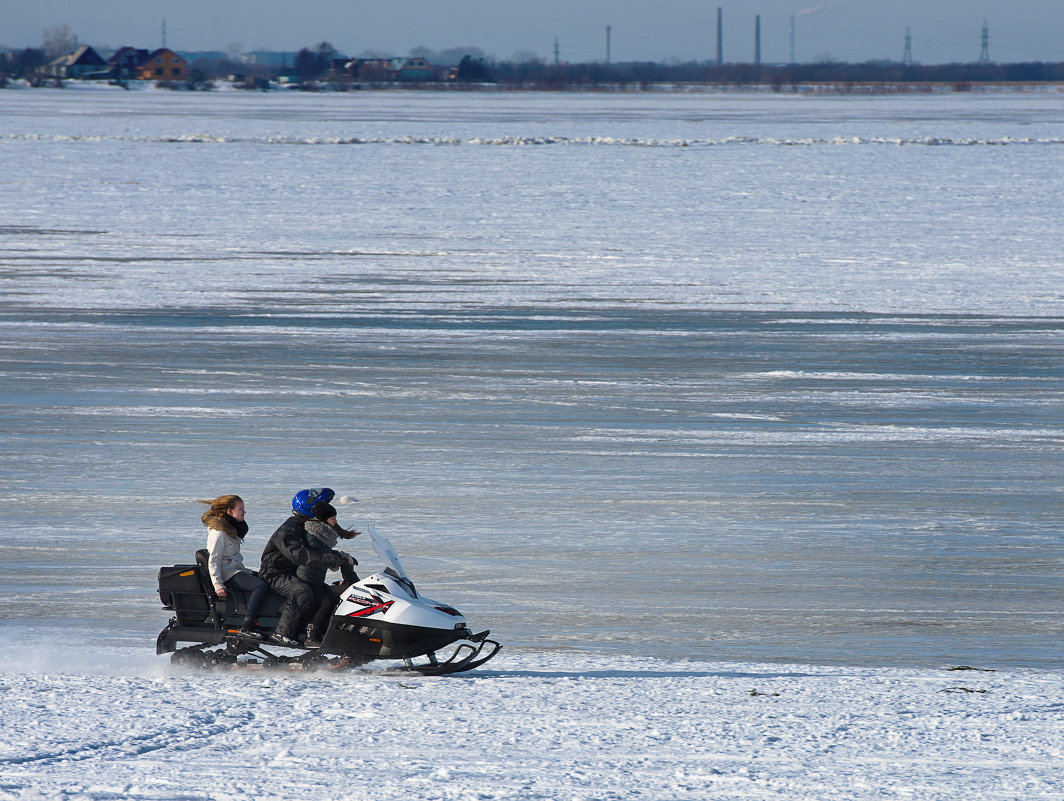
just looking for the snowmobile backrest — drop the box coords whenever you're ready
[194,549,219,600]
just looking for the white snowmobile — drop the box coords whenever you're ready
[156,526,501,674]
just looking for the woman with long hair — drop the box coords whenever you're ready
[199,494,268,638]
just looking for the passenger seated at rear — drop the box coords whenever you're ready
[199,494,268,639]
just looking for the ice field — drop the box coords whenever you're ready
[0,85,1062,799]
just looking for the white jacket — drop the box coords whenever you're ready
[206,528,247,592]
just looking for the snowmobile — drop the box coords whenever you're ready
[156,526,501,674]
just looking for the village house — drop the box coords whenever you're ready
[340,56,439,83]
[45,45,106,79]
[391,57,435,82]
[343,58,391,82]
[107,46,151,80]
[135,48,187,81]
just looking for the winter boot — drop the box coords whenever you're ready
[304,624,322,649]
[270,632,301,648]
[239,623,263,640]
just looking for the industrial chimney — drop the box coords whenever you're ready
[755,15,761,64]
[717,7,723,65]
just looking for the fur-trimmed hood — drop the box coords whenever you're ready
[202,510,248,539]
[305,518,339,550]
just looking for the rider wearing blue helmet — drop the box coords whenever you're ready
[291,487,333,518]
[259,487,357,647]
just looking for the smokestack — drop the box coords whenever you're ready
[716,7,723,65]
[755,15,761,64]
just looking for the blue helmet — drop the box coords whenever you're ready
[292,487,335,517]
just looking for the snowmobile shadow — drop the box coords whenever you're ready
[451,668,816,681]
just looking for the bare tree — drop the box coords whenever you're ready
[42,24,77,59]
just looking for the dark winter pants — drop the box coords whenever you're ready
[309,584,343,634]
[224,570,268,627]
[261,573,315,639]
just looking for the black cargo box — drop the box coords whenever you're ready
[158,564,211,622]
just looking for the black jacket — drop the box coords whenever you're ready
[259,514,341,581]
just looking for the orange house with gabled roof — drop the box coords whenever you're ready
[136,48,186,81]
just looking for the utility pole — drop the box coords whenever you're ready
[979,19,990,64]
[716,7,723,65]
[903,27,912,65]
[554,35,560,65]
[755,15,761,65]
[606,24,611,64]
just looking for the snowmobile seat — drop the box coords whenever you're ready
[191,549,285,624]
[195,548,249,616]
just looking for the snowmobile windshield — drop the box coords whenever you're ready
[368,525,418,598]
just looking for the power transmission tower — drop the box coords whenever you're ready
[554,35,560,65]
[606,25,611,64]
[903,27,912,65]
[162,18,167,49]
[979,19,990,64]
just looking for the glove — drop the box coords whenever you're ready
[337,551,358,566]
[322,552,344,569]
[340,563,359,583]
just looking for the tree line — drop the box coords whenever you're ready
[4,38,1064,89]
[489,60,1064,89]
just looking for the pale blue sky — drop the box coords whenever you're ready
[4,0,1061,64]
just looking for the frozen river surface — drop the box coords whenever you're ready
[1,86,1062,670]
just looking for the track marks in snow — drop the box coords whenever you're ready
[0,674,257,773]
[0,709,254,767]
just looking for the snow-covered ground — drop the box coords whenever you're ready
[2,651,1062,801]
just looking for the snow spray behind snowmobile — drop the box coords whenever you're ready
[156,526,500,674]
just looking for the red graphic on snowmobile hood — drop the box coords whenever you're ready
[342,591,394,618]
